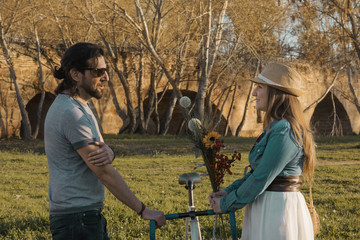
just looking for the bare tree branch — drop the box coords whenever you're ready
[304,66,345,112]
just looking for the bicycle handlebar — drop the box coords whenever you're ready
[165,209,215,220]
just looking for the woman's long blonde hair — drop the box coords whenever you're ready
[264,87,316,182]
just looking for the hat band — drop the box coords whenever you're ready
[258,74,282,87]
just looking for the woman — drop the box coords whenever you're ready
[208,62,316,240]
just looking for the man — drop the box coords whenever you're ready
[45,42,165,240]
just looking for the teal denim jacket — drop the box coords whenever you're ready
[220,120,304,213]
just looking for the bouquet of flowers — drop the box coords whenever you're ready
[179,96,241,192]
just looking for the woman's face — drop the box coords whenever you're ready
[252,83,269,112]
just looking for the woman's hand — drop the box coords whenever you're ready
[208,189,228,199]
[208,190,227,213]
[209,197,222,213]
[87,141,115,166]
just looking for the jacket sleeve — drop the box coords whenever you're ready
[220,124,301,213]
[224,171,252,193]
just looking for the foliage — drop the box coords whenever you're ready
[0,135,359,239]
[290,0,360,67]
[180,96,241,192]
[1,0,359,139]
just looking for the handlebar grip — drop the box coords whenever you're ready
[165,213,179,220]
[206,209,215,215]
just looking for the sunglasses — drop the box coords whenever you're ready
[80,67,108,77]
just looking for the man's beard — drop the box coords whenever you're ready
[80,77,103,99]
[87,87,103,99]
[88,87,103,99]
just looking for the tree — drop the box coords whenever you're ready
[194,0,229,122]
[0,0,33,140]
[27,0,47,139]
[291,0,360,113]
[73,0,139,133]
[106,0,241,134]
[100,0,191,134]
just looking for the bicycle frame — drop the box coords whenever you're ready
[149,172,238,239]
[149,210,238,240]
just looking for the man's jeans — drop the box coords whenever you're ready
[50,210,110,240]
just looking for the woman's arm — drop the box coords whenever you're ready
[220,124,301,212]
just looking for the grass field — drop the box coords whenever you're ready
[0,135,359,239]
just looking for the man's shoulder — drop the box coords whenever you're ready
[49,95,83,118]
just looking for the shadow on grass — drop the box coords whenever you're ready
[0,139,45,155]
[0,215,49,237]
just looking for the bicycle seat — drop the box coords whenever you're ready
[179,172,202,186]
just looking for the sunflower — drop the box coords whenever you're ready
[203,131,221,148]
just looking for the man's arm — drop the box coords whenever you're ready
[77,144,166,226]
[87,141,115,166]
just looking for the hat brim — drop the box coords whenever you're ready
[250,77,303,97]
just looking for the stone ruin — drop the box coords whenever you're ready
[0,54,359,139]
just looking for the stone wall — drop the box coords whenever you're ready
[0,52,359,139]
[0,53,59,138]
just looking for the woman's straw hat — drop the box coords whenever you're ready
[250,62,304,97]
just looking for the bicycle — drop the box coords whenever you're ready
[149,172,238,240]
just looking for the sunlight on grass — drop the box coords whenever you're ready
[0,135,359,239]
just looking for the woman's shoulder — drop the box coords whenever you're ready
[270,119,291,131]
[269,120,301,147]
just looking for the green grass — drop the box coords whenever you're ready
[0,135,359,239]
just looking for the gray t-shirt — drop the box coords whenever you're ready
[44,94,104,215]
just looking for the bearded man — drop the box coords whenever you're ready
[44,42,165,240]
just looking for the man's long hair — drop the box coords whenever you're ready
[264,87,316,183]
[54,42,104,95]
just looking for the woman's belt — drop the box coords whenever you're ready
[266,176,302,192]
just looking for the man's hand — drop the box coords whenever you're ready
[87,141,115,166]
[141,208,166,228]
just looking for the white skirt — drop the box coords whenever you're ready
[241,191,314,240]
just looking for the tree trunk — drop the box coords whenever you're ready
[0,13,32,140]
[224,82,238,136]
[194,0,212,121]
[195,0,228,121]
[107,77,127,122]
[113,64,137,133]
[159,90,178,135]
[204,82,215,120]
[154,86,160,134]
[212,86,231,130]
[347,68,360,113]
[0,90,6,136]
[32,16,45,139]
[88,99,104,134]
[144,65,164,132]
[330,91,342,136]
[144,65,156,129]
[235,59,262,136]
[235,82,254,136]
[136,50,146,134]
